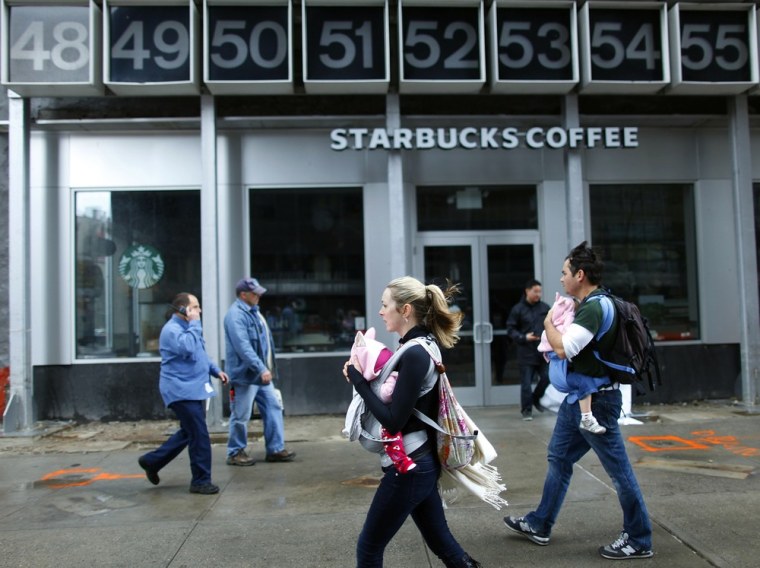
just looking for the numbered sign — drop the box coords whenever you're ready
[399,0,485,93]
[1,0,103,96]
[204,0,292,95]
[488,0,577,94]
[104,0,199,95]
[579,2,669,94]
[669,4,757,95]
[302,0,389,94]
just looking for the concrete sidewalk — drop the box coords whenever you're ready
[0,401,758,567]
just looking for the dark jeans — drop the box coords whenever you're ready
[519,362,549,413]
[141,399,212,486]
[356,453,466,567]
[525,389,652,550]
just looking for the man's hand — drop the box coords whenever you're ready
[218,371,229,385]
[261,370,273,385]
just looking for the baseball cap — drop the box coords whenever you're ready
[235,277,267,295]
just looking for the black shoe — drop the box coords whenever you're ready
[138,456,160,485]
[503,516,550,546]
[265,449,296,462]
[533,394,545,412]
[599,532,653,559]
[521,410,533,421]
[444,553,482,568]
[189,483,219,495]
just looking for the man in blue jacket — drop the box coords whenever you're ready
[138,293,228,494]
[224,277,295,466]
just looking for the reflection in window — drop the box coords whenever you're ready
[417,185,537,231]
[590,184,698,341]
[75,191,201,358]
[250,188,365,353]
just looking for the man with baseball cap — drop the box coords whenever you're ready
[224,277,295,465]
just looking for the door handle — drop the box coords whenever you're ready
[482,322,493,344]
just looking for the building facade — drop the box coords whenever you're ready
[2,0,760,429]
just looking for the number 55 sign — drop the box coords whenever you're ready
[1,0,104,95]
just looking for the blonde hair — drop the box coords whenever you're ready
[385,276,463,349]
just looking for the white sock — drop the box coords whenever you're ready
[581,412,593,421]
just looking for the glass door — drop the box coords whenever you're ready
[417,234,539,406]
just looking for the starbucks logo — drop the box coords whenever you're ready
[118,244,165,289]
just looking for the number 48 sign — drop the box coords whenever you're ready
[1,0,103,96]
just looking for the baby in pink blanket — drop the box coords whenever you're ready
[351,328,416,473]
[539,293,606,435]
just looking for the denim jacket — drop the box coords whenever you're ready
[224,299,276,385]
[158,316,221,407]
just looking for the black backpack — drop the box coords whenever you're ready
[587,289,662,394]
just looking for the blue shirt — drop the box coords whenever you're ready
[224,299,276,385]
[158,315,221,407]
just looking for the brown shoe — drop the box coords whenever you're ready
[265,449,296,462]
[226,449,256,466]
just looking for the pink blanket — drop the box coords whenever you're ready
[538,293,575,355]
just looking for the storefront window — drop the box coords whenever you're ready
[754,184,760,308]
[250,187,365,353]
[590,184,699,341]
[417,185,537,231]
[75,190,201,359]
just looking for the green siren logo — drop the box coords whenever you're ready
[118,244,165,289]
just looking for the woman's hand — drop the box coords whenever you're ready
[343,357,363,384]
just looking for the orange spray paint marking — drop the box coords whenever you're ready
[40,467,145,489]
[691,430,760,457]
[628,435,710,453]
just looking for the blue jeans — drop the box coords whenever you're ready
[227,382,285,457]
[141,399,212,486]
[520,362,549,413]
[525,389,652,550]
[357,453,466,567]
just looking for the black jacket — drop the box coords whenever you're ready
[506,297,550,365]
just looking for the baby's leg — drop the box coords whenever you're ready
[381,428,417,473]
[579,395,606,435]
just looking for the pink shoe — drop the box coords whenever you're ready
[382,429,417,473]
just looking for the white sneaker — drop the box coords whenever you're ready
[580,415,607,434]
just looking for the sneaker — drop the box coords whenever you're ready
[503,516,549,546]
[521,410,533,421]
[226,449,256,466]
[580,415,607,435]
[599,532,654,559]
[189,483,219,495]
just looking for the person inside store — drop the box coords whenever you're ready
[503,242,653,560]
[137,293,228,495]
[506,278,551,420]
[224,277,295,466]
[342,276,482,568]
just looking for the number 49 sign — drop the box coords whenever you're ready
[104,0,200,95]
[1,0,104,96]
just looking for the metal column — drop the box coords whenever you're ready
[728,94,760,407]
[386,93,410,276]
[3,93,33,434]
[563,94,586,248]
[201,95,224,426]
